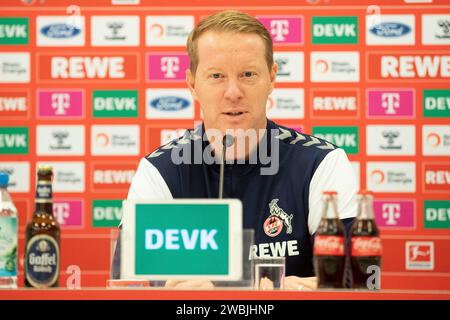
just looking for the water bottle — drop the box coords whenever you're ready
[0,172,18,288]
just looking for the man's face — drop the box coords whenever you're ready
[187,31,277,135]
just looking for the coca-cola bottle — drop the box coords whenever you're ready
[350,191,382,289]
[313,191,346,288]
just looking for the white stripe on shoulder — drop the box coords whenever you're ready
[127,158,173,201]
[307,148,358,235]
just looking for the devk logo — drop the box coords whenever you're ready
[161,57,180,78]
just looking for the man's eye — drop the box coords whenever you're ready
[211,73,222,79]
[243,71,255,77]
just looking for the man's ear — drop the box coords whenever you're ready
[269,62,278,94]
[186,69,198,101]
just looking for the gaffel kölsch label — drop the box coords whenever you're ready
[25,234,59,287]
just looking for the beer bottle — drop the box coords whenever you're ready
[313,191,346,288]
[24,165,60,288]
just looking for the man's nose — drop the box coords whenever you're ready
[223,79,244,102]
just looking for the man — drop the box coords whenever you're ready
[116,10,357,290]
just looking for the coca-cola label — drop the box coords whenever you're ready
[314,235,345,256]
[25,234,59,287]
[351,237,383,256]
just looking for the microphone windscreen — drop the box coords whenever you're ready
[223,134,235,148]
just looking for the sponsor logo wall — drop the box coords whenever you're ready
[0,1,449,289]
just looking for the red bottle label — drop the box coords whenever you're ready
[314,235,345,256]
[351,237,382,256]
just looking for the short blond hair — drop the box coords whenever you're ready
[187,10,274,75]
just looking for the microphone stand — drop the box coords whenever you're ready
[218,134,234,199]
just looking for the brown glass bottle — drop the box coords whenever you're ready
[24,165,60,288]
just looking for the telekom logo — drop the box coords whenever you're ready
[53,202,70,225]
[270,20,289,41]
[161,57,180,78]
[381,93,400,114]
[51,93,70,115]
[382,203,401,225]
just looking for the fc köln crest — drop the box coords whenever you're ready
[263,199,293,237]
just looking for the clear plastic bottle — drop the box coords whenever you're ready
[0,172,18,288]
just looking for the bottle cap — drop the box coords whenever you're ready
[38,164,53,172]
[0,172,9,187]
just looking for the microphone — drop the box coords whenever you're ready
[218,134,234,199]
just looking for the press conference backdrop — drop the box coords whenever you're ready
[0,0,449,289]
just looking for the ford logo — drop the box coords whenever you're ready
[370,22,411,37]
[150,96,190,111]
[41,23,81,38]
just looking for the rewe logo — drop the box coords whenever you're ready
[367,89,414,117]
[406,241,434,270]
[145,229,218,250]
[270,20,289,41]
[147,53,188,81]
[38,53,138,81]
[0,90,28,118]
[368,54,450,80]
[373,200,415,228]
[91,162,136,191]
[257,17,303,44]
[424,163,450,192]
[311,89,358,118]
